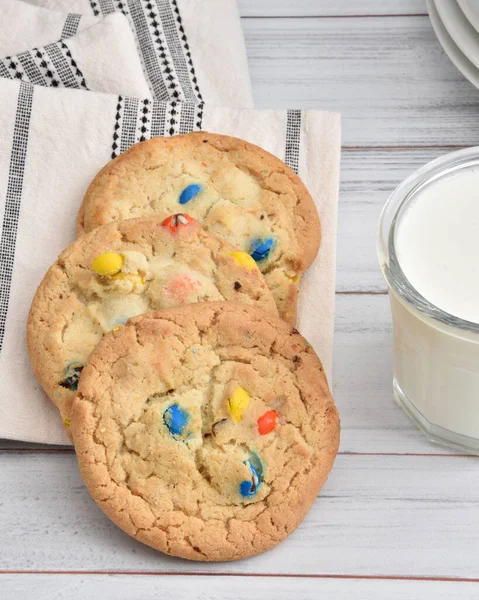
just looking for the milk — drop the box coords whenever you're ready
[396,167,479,323]
[379,150,479,452]
[390,290,479,444]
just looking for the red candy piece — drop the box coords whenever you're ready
[162,213,195,232]
[257,410,278,435]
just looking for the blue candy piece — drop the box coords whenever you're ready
[163,404,189,436]
[59,362,83,391]
[239,458,261,498]
[179,184,202,205]
[250,238,274,262]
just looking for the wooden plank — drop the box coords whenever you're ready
[242,16,479,146]
[333,293,456,455]
[238,0,427,17]
[0,453,477,576]
[337,147,453,293]
[1,574,478,600]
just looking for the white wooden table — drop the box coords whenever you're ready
[2,1,479,597]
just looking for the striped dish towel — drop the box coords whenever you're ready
[0,7,151,97]
[20,0,255,107]
[0,1,341,444]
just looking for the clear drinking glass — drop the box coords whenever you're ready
[378,147,479,454]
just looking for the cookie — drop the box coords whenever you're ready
[71,302,339,562]
[77,132,321,323]
[27,216,278,423]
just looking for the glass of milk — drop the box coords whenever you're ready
[378,147,479,454]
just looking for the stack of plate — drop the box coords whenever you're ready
[428,0,479,87]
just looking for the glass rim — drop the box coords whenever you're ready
[378,145,479,334]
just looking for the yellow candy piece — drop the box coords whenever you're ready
[112,324,123,332]
[63,418,71,428]
[111,273,144,285]
[91,252,124,276]
[227,387,250,422]
[229,251,257,271]
[286,273,301,285]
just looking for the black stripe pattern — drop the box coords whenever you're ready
[89,1,100,16]
[0,82,34,353]
[285,109,302,174]
[0,61,10,80]
[17,53,45,86]
[61,14,82,39]
[92,0,202,103]
[111,95,204,159]
[0,43,88,91]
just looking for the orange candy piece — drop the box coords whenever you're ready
[257,410,278,435]
[162,213,195,232]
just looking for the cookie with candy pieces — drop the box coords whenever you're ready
[27,216,278,424]
[77,132,321,323]
[70,302,339,561]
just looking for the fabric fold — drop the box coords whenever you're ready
[22,0,255,107]
[0,12,151,96]
[0,0,98,56]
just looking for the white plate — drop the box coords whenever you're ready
[458,0,479,34]
[434,0,479,69]
[427,0,479,88]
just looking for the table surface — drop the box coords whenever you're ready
[3,0,479,598]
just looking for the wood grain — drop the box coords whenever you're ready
[0,452,477,577]
[243,16,479,146]
[1,574,478,600]
[337,147,453,292]
[238,0,427,18]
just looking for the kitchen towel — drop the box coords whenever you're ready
[0,0,98,56]
[0,79,340,445]
[20,0,255,107]
[0,9,151,97]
